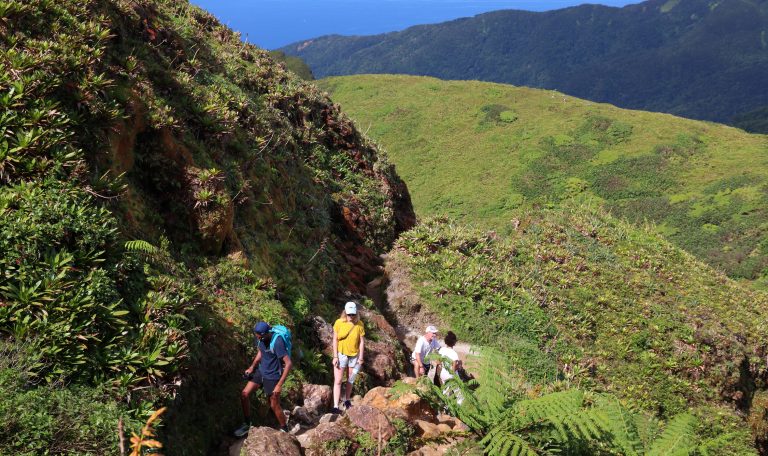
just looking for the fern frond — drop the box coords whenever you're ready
[125,240,158,254]
[481,430,538,456]
[591,395,643,456]
[646,413,698,456]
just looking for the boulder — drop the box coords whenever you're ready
[240,426,301,456]
[303,383,332,416]
[436,423,453,434]
[414,420,441,439]
[364,338,402,383]
[390,392,435,422]
[346,405,396,442]
[361,386,391,410]
[297,421,353,456]
[291,405,315,425]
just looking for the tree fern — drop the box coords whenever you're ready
[646,413,698,456]
[124,239,158,254]
[592,395,644,456]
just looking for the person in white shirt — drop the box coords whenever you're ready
[438,331,460,383]
[437,331,463,405]
[412,325,441,377]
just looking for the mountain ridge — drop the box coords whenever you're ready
[284,0,768,130]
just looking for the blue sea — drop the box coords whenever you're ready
[190,0,641,50]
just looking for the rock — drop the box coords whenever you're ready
[361,386,391,410]
[364,311,398,339]
[414,419,441,439]
[303,383,332,416]
[240,426,301,456]
[391,392,435,422]
[364,338,402,383]
[297,421,353,456]
[346,405,396,442]
[291,405,315,425]
[436,414,455,427]
[318,413,340,424]
[436,423,453,434]
[453,418,470,432]
[309,316,334,355]
[407,439,466,456]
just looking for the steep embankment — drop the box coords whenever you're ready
[385,203,768,452]
[320,74,768,283]
[284,0,768,131]
[0,1,413,454]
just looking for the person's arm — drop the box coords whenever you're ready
[332,326,339,368]
[415,338,426,374]
[358,335,365,364]
[272,354,292,395]
[245,350,262,375]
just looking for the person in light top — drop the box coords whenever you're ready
[437,331,460,383]
[412,325,441,378]
[332,301,365,412]
[438,331,464,405]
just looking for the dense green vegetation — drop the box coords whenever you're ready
[284,0,768,130]
[321,74,768,283]
[389,203,768,452]
[0,0,411,454]
[407,349,756,455]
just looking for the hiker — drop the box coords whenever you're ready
[234,321,293,437]
[437,331,464,404]
[412,325,441,378]
[332,301,365,412]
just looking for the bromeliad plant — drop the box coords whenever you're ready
[0,181,197,395]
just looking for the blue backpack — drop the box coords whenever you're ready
[268,325,292,358]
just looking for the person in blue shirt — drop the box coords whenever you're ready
[234,321,293,437]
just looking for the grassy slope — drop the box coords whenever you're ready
[320,75,768,282]
[0,1,412,454]
[390,204,768,452]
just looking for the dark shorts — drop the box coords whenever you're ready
[247,371,279,396]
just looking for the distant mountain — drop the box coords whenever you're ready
[320,74,768,282]
[284,0,768,131]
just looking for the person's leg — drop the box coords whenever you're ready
[240,380,261,423]
[344,365,354,403]
[268,391,286,427]
[333,355,345,409]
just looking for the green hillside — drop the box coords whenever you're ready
[320,75,768,282]
[0,1,413,454]
[388,203,768,453]
[284,0,768,131]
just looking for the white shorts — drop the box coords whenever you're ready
[338,353,359,368]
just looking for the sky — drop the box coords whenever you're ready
[189,0,642,50]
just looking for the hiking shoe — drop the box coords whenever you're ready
[233,422,251,438]
[330,407,342,414]
[280,424,289,433]
[343,400,352,410]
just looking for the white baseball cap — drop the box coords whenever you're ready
[345,301,358,315]
[425,325,438,334]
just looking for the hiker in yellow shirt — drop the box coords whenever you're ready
[332,301,365,412]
